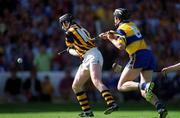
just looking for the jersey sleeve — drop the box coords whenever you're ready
[116,29,126,36]
[65,31,74,43]
[116,29,127,46]
[65,31,74,47]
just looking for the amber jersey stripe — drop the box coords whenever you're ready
[65,24,95,57]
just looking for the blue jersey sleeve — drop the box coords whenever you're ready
[116,29,126,36]
[115,29,127,45]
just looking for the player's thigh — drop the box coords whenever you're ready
[118,67,141,87]
[73,65,90,87]
[89,63,102,83]
[140,70,153,84]
[87,48,103,84]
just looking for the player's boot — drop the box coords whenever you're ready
[145,82,155,102]
[159,108,168,118]
[79,111,94,117]
[104,103,119,115]
[157,104,168,118]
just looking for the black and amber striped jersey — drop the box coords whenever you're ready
[65,24,96,57]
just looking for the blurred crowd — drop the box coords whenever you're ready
[0,0,179,71]
[0,0,179,102]
[4,68,74,103]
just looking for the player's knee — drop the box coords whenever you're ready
[117,83,128,92]
[117,85,124,91]
[117,81,124,91]
[71,83,76,91]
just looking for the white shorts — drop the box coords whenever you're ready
[81,47,103,70]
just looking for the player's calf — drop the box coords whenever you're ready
[101,90,119,114]
[75,91,93,117]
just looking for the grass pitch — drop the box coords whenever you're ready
[0,102,179,118]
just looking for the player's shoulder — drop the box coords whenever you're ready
[118,21,137,32]
[69,25,86,36]
[118,21,134,29]
[68,27,75,33]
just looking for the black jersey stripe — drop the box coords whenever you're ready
[68,31,83,45]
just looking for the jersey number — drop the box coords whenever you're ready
[131,26,142,38]
[76,28,90,42]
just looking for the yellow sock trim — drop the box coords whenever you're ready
[107,100,114,105]
[105,96,113,101]
[82,105,90,110]
[102,91,111,97]
[77,93,87,100]
[80,100,88,105]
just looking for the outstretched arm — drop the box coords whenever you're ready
[162,63,180,73]
[108,38,125,50]
[99,30,125,50]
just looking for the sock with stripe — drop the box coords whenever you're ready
[140,83,147,90]
[76,91,91,112]
[155,101,165,111]
[101,90,115,107]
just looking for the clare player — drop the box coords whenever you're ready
[99,8,168,118]
[59,13,118,117]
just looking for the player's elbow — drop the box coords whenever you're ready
[117,86,125,92]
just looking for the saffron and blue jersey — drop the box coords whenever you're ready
[116,21,157,70]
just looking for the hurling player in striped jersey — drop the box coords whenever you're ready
[59,13,118,117]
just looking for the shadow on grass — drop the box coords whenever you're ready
[0,102,179,113]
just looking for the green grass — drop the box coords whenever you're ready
[0,102,179,118]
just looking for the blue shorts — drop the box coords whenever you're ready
[126,49,157,71]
